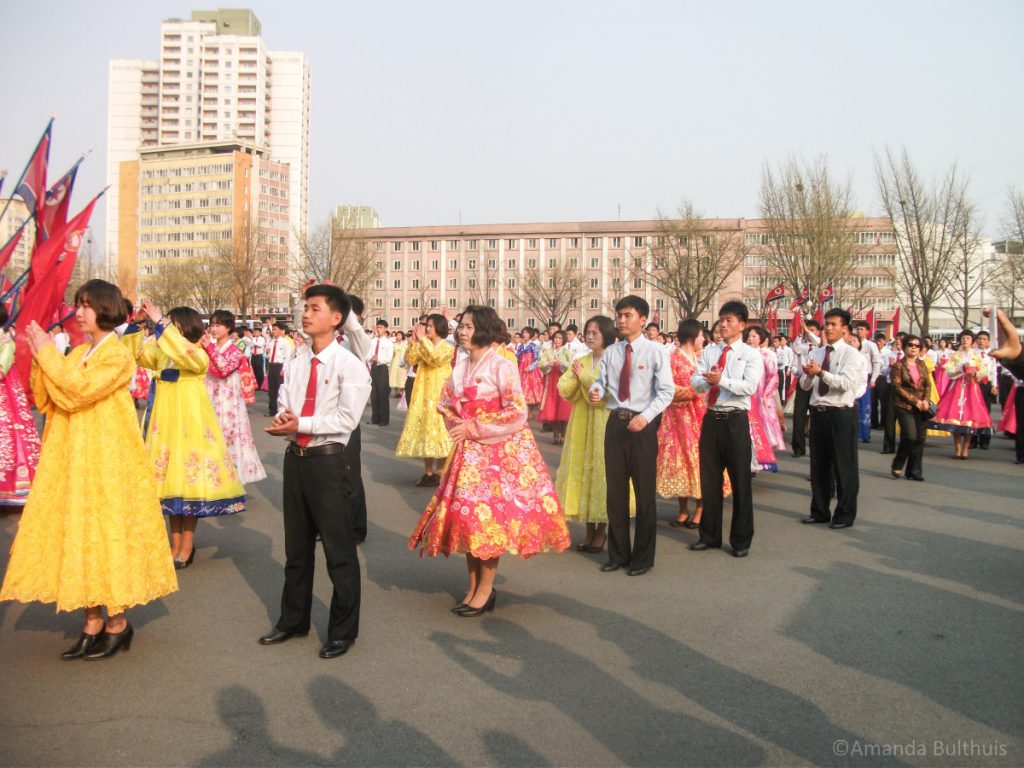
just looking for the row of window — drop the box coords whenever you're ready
[141,197,232,211]
[140,214,231,227]
[141,163,232,180]
[743,231,898,247]
[377,236,649,253]
[141,230,232,243]
[744,253,897,268]
[378,255,648,273]
[141,180,233,194]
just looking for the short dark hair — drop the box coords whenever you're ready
[122,297,135,323]
[853,320,871,331]
[304,284,351,328]
[805,319,822,331]
[459,305,506,347]
[584,315,618,348]
[743,325,768,344]
[874,332,886,341]
[615,295,650,318]
[547,321,562,330]
[348,295,365,317]
[824,308,852,329]
[552,330,567,346]
[676,318,703,346]
[375,318,389,328]
[976,330,990,339]
[426,313,448,337]
[168,306,205,343]
[959,329,975,341]
[74,279,125,331]
[210,309,235,333]
[273,321,290,333]
[646,322,660,331]
[904,334,921,348]
[565,324,578,334]
[719,300,749,323]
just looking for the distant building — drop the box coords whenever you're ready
[107,8,309,282]
[333,205,380,230]
[351,217,900,334]
[118,139,291,314]
[0,198,37,276]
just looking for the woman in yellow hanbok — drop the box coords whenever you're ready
[125,300,245,570]
[1,280,177,660]
[396,314,455,486]
[389,332,409,396]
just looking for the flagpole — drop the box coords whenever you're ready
[0,118,54,229]
[34,150,90,242]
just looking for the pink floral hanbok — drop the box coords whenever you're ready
[748,348,781,472]
[0,334,40,507]
[204,340,266,484]
[409,349,570,559]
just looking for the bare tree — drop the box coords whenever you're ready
[212,215,278,320]
[875,148,975,336]
[759,155,863,317]
[989,187,1024,321]
[518,258,584,327]
[294,219,380,300]
[139,261,192,310]
[182,255,233,315]
[635,202,748,320]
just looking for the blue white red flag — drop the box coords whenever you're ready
[817,282,834,305]
[764,282,786,304]
[789,286,811,311]
[14,122,51,227]
[37,163,78,245]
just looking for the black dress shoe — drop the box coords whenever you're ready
[909,475,924,482]
[599,562,622,572]
[829,521,851,529]
[259,628,309,645]
[682,520,700,529]
[801,516,829,524]
[414,474,434,487]
[83,624,133,660]
[732,548,750,558]
[627,567,650,577]
[688,541,714,551]
[62,630,106,660]
[456,590,497,617]
[319,639,355,659]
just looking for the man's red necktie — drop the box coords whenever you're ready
[818,345,833,396]
[618,343,632,402]
[295,358,320,447]
[707,345,731,407]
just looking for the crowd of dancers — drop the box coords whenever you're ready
[2,278,1022,661]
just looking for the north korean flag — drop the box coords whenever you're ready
[817,282,835,305]
[37,163,78,245]
[14,121,52,228]
[788,286,811,311]
[764,282,786,304]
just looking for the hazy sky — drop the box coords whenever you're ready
[1,0,1022,256]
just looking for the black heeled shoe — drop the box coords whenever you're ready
[61,629,106,660]
[83,624,134,660]
[174,546,196,570]
[450,600,468,613]
[456,590,496,617]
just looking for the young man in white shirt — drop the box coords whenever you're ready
[265,322,295,416]
[800,308,867,529]
[565,324,589,359]
[261,284,371,659]
[854,321,882,443]
[368,319,395,427]
[690,301,763,558]
[251,328,267,389]
[789,319,821,457]
[774,334,796,403]
[973,330,999,450]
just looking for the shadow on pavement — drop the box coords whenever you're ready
[481,729,552,767]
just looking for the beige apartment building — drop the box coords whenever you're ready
[352,217,899,334]
[0,198,37,277]
[118,139,290,313]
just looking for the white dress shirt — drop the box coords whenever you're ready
[800,338,867,407]
[692,339,763,411]
[266,335,295,365]
[369,334,395,366]
[337,313,373,363]
[567,337,589,359]
[592,335,675,423]
[278,340,372,448]
[859,337,882,383]
[775,345,796,372]
[253,335,266,356]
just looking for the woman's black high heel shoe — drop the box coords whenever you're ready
[456,589,497,617]
[83,624,133,660]
[61,629,106,660]
[174,546,196,570]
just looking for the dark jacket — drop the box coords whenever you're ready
[890,358,931,411]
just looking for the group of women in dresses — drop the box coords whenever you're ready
[1,280,268,659]
[929,329,994,459]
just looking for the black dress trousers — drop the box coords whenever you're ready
[604,412,660,571]
[267,362,285,415]
[697,410,754,551]
[279,447,360,642]
[791,384,812,455]
[370,363,390,425]
[808,406,859,525]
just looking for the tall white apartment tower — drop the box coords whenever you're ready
[106,9,310,277]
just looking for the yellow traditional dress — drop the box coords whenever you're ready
[396,337,455,459]
[921,355,947,439]
[555,353,611,523]
[0,335,177,613]
[125,322,245,516]
[389,340,409,390]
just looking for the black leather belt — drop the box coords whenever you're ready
[610,408,640,421]
[812,405,852,412]
[287,442,346,457]
[708,409,745,419]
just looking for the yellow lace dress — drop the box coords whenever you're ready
[396,337,455,459]
[125,323,246,516]
[0,336,177,613]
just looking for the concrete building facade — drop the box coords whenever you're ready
[107,9,309,279]
[0,198,37,276]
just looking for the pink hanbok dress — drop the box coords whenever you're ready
[748,348,780,472]
[0,334,40,507]
[930,350,993,436]
[203,340,267,484]
[409,349,570,559]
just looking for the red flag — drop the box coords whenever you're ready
[791,309,802,339]
[789,286,811,311]
[865,307,876,337]
[0,278,13,313]
[814,304,824,326]
[764,282,786,304]
[37,163,78,245]
[890,307,900,338]
[0,227,23,273]
[14,122,51,229]
[14,195,98,391]
[817,282,834,305]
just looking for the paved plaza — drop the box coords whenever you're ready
[1,395,1021,767]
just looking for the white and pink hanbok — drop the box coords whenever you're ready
[748,347,783,472]
[203,340,266,484]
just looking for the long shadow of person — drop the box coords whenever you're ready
[362,520,467,600]
[431,619,764,766]
[481,729,552,767]
[519,592,902,768]
[197,685,331,767]
[308,675,457,767]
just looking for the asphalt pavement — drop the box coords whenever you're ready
[1,393,1021,767]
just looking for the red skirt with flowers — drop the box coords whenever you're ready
[409,401,570,559]
[930,373,992,435]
